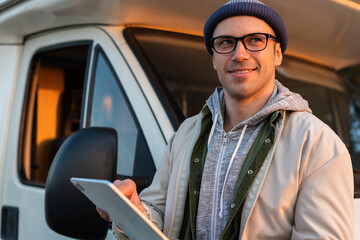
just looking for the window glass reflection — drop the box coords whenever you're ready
[90,52,138,176]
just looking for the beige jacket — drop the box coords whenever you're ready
[140,110,354,240]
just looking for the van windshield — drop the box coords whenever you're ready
[125,27,359,197]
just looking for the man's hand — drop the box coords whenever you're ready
[96,179,144,222]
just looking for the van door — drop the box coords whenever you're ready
[1,26,166,239]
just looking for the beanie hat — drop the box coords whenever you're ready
[204,0,287,55]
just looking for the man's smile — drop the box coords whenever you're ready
[227,67,257,75]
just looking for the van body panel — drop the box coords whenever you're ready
[0,44,23,223]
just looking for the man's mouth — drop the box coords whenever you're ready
[228,68,256,74]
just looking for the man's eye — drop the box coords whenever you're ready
[249,37,262,43]
[247,35,266,45]
[218,39,234,46]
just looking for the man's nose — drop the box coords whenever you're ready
[231,40,250,61]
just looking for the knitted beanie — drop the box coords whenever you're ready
[204,0,287,55]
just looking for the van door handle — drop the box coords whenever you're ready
[1,206,19,240]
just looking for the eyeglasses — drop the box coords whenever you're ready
[210,33,279,54]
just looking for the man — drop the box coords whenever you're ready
[98,0,354,239]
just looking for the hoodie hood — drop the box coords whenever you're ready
[206,80,312,130]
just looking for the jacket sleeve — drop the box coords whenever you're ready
[291,129,354,239]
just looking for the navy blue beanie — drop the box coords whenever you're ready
[204,0,287,55]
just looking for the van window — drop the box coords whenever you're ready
[124,28,219,127]
[88,48,156,183]
[339,66,360,198]
[19,43,90,186]
[125,27,359,197]
[276,74,336,130]
[344,92,360,197]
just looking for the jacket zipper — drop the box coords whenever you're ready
[211,131,228,240]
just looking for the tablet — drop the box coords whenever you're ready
[70,177,168,240]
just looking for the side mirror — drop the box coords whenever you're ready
[45,127,117,239]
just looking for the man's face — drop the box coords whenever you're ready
[212,16,283,104]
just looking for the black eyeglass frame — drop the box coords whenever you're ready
[210,32,279,54]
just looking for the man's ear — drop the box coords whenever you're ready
[275,43,283,66]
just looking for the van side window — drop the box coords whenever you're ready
[348,95,360,197]
[88,48,156,185]
[19,44,90,186]
[337,73,360,198]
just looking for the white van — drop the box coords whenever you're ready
[0,0,359,239]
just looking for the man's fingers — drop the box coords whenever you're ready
[113,179,137,197]
[96,179,143,221]
[113,179,144,213]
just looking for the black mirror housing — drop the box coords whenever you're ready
[45,127,117,239]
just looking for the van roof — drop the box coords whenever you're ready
[0,0,359,70]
